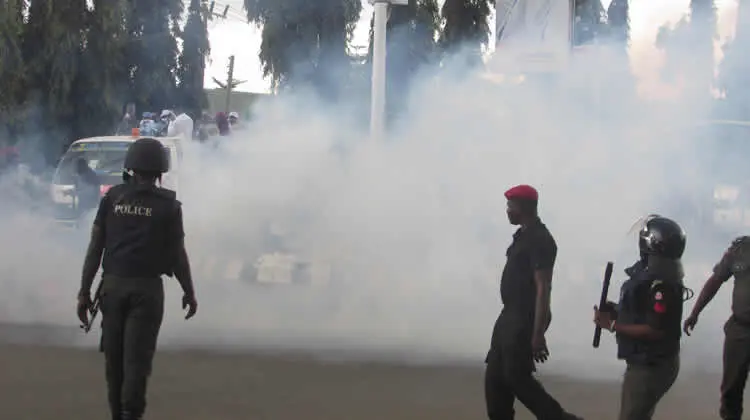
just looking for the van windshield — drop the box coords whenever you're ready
[54,141,132,185]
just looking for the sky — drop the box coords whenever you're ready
[205,0,741,94]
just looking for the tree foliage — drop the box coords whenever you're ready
[0,0,27,129]
[22,0,89,159]
[126,0,183,112]
[366,0,440,120]
[688,0,718,96]
[0,0,197,165]
[574,0,607,45]
[716,2,750,119]
[655,0,716,95]
[440,0,492,62]
[2,0,739,163]
[606,0,629,47]
[244,0,361,96]
[178,0,211,118]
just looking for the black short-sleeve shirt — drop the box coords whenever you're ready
[500,218,557,319]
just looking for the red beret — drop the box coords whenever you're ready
[504,184,538,201]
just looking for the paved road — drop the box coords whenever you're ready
[0,324,730,420]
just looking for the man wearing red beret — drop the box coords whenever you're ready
[484,184,582,420]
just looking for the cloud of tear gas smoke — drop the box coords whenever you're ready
[0,17,745,381]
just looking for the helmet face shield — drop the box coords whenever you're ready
[637,215,687,260]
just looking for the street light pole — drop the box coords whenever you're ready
[369,0,408,142]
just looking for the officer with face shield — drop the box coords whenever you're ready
[593,215,688,420]
[76,138,198,420]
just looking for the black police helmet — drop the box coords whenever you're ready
[123,138,169,174]
[638,215,686,260]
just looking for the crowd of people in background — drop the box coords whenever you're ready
[115,102,241,142]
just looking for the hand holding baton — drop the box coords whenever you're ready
[593,262,614,348]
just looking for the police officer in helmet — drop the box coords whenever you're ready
[594,215,688,420]
[76,137,198,420]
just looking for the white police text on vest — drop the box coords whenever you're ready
[114,204,153,217]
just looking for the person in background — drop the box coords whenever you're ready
[116,103,138,135]
[167,110,194,141]
[138,113,158,137]
[215,112,230,136]
[228,111,239,126]
[74,157,101,213]
[157,110,176,136]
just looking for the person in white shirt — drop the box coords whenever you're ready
[167,111,194,141]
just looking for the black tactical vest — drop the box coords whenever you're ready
[616,260,683,364]
[100,183,181,278]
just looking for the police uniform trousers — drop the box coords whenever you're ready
[720,317,750,420]
[618,355,679,420]
[100,275,164,420]
[484,311,566,420]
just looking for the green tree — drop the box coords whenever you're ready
[655,0,716,97]
[688,0,717,97]
[126,0,182,113]
[0,0,28,133]
[77,0,131,137]
[22,0,89,160]
[574,0,607,45]
[368,0,440,121]
[655,17,688,82]
[244,0,361,95]
[606,0,629,47]
[440,0,492,64]
[178,0,210,118]
[716,0,750,119]
[603,0,636,108]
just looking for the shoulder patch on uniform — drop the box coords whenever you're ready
[651,280,667,313]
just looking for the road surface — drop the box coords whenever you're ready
[0,323,729,420]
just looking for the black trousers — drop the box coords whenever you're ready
[484,312,566,420]
[100,275,164,420]
[721,317,750,420]
[618,356,679,420]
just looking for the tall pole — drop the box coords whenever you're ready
[224,55,235,114]
[370,0,389,142]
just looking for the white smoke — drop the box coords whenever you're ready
[0,5,743,381]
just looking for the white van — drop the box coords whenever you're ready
[51,133,182,224]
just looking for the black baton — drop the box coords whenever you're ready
[593,262,614,348]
